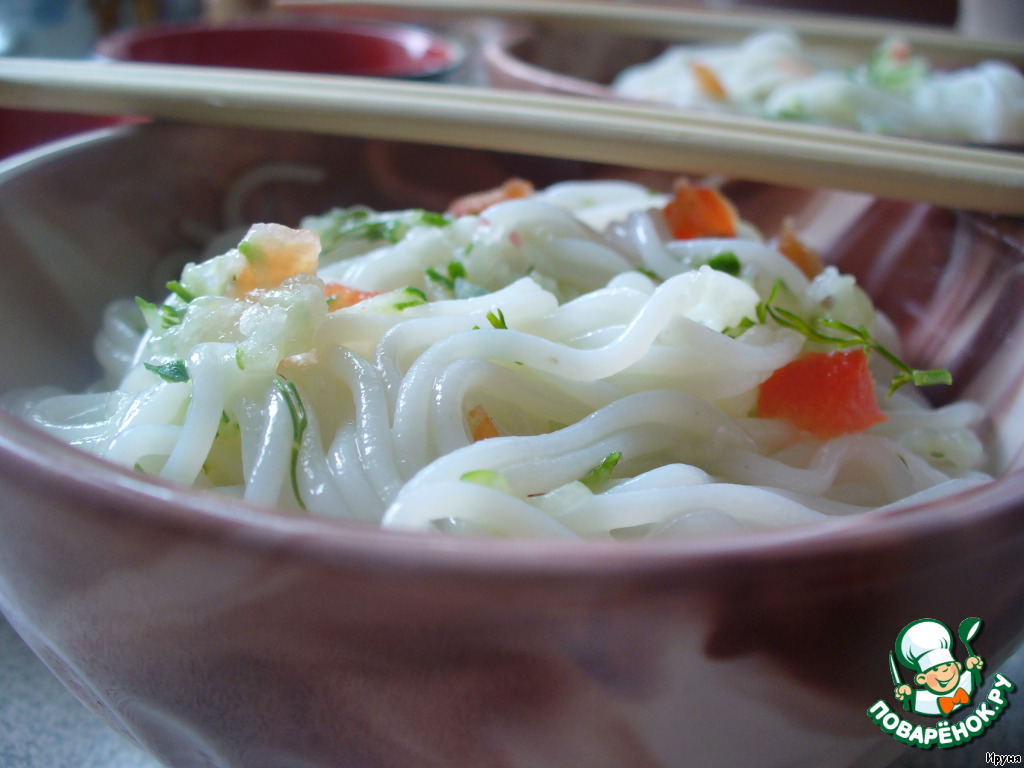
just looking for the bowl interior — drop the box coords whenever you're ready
[95,19,464,79]
[2,122,1023,476]
[0,108,133,160]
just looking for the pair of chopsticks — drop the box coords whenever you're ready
[280,0,1024,68]
[0,57,1022,215]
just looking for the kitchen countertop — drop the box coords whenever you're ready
[2,611,1021,767]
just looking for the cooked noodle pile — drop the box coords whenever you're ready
[4,178,990,540]
[612,31,1024,144]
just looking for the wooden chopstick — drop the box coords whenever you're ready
[0,58,1022,215]
[280,0,1024,67]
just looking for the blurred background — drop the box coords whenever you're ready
[1,0,1019,160]
[3,0,1019,62]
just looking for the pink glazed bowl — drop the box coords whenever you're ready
[0,123,1023,768]
[95,17,465,80]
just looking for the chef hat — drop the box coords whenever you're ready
[896,619,955,673]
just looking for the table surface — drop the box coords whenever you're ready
[2,612,1021,767]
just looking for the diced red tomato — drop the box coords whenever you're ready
[323,282,380,311]
[663,179,739,240]
[447,178,535,217]
[757,349,887,438]
[776,217,824,279]
[467,405,502,441]
[231,223,320,297]
[690,60,728,101]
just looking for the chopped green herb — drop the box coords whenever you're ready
[486,308,508,329]
[135,296,157,314]
[723,316,757,339]
[460,469,511,493]
[425,267,455,292]
[394,286,428,311]
[238,239,262,264]
[144,359,190,383]
[274,376,308,511]
[166,280,195,303]
[447,260,467,280]
[754,279,952,396]
[137,295,186,329]
[580,451,621,491]
[706,251,741,277]
[327,208,450,247]
[354,219,405,243]
[418,211,450,227]
[217,410,240,439]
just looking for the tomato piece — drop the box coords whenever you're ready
[663,179,738,240]
[690,60,728,101]
[323,282,380,310]
[758,349,887,438]
[231,223,320,297]
[776,217,824,279]
[467,405,502,441]
[447,178,535,217]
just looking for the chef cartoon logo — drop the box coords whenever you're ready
[891,618,983,717]
[867,617,1018,750]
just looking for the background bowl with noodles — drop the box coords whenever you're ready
[0,122,1022,768]
[482,24,1024,148]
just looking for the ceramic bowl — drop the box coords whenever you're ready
[95,17,465,80]
[0,108,136,160]
[482,25,1024,149]
[1,17,463,161]
[0,122,1023,768]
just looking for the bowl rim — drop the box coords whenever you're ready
[1,124,1021,579]
[2,403,1019,578]
[481,29,617,99]
[93,17,467,81]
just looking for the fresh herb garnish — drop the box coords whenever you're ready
[274,376,308,511]
[165,280,195,303]
[144,359,190,383]
[753,280,951,395]
[425,267,454,291]
[460,469,512,492]
[447,260,467,280]
[326,208,450,247]
[580,451,621,491]
[238,239,262,264]
[706,251,741,277]
[136,296,186,329]
[486,308,508,329]
[426,260,469,293]
[393,286,428,311]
